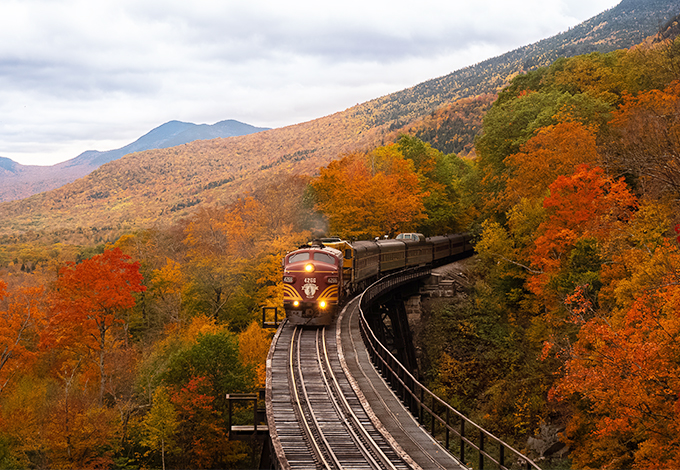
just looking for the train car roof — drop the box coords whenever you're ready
[350,240,380,253]
[375,239,406,249]
[427,235,451,242]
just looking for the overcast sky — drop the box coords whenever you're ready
[1,0,621,166]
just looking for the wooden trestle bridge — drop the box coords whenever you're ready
[246,266,543,469]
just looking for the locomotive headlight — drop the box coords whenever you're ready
[293,300,300,307]
[319,301,327,309]
[304,263,315,273]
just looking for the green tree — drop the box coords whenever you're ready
[161,331,251,411]
[142,387,178,470]
[397,135,473,234]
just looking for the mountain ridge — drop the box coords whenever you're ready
[0,119,268,202]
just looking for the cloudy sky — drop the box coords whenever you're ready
[1,0,621,166]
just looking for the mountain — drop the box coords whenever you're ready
[1,0,678,241]
[0,120,268,203]
[345,0,680,132]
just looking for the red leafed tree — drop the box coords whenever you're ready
[528,164,637,298]
[170,376,247,469]
[46,247,146,403]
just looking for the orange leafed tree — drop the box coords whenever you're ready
[180,177,313,326]
[238,321,271,388]
[0,282,46,394]
[45,247,146,403]
[311,148,427,239]
[551,245,680,469]
[503,121,600,206]
[606,80,680,198]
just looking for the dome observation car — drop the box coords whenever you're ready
[395,233,425,241]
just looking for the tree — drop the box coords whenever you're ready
[397,135,473,234]
[0,371,120,469]
[0,282,46,394]
[310,148,427,239]
[169,376,249,469]
[182,190,311,327]
[238,322,271,388]
[149,257,185,324]
[546,52,622,105]
[552,252,680,468]
[46,247,146,404]
[160,330,250,411]
[605,80,680,199]
[528,165,637,300]
[474,62,612,217]
[503,121,600,206]
[142,387,178,470]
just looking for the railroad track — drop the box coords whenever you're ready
[270,322,412,470]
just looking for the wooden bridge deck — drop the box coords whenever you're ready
[338,297,466,470]
[266,296,466,470]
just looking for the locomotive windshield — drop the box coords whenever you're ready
[287,252,310,264]
[286,251,338,265]
[313,252,336,265]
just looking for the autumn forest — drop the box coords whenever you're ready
[4,23,680,470]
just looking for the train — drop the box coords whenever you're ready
[282,233,474,325]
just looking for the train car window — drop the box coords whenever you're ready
[288,252,310,264]
[313,252,337,265]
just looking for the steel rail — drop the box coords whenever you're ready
[289,326,336,469]
[318,327,401,470]
[287,324,410,470]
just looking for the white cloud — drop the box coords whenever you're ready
[0,0,622,166]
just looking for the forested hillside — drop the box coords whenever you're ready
[436,35,680,468]
[346,0,680,130]
[1,0,677,241]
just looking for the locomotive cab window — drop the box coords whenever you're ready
[288,252,310,264]
[313,252,337,265]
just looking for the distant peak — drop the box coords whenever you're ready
[0,156,19,172]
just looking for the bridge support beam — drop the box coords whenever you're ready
[364,285,420,378]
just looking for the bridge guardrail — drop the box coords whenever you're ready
[358,269,542,470]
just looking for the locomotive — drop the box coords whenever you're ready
[282,233,473,325]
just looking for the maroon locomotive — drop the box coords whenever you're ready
[282,242,343,326]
